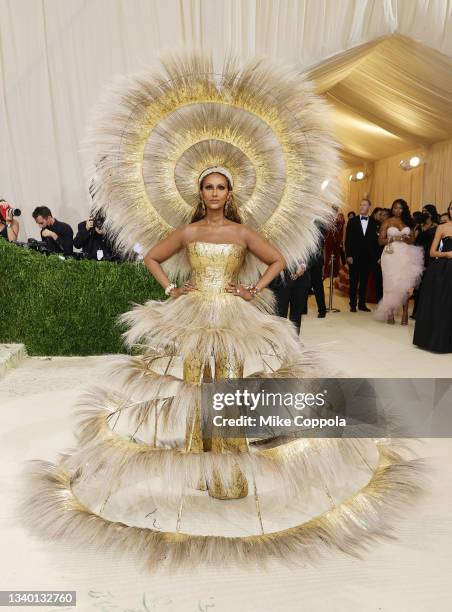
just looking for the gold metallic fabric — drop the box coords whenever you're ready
[186,242,246,294]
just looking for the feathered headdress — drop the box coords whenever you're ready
[83,51,342,279]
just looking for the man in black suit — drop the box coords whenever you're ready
[306,221,327,318]
[345,198,380,312]
[270,263,310,335]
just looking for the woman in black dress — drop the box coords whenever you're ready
[413,202,452,352]
[412,204,439,318]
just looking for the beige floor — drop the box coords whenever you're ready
[0,293,451,611]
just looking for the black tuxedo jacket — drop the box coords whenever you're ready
[345,216,379,262]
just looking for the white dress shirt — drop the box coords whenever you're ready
[360,215,369,235]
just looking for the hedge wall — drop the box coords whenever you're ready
[0,240,165,356]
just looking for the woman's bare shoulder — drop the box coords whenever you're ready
[436,222,452,236]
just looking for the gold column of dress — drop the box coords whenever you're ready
[183,241,249,499]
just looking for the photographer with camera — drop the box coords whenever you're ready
[0,199,21,242]
[32,206,73,256]
[73,212,114,260]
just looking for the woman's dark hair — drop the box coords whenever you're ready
[191,174,241,223]
[347,211,356,219]
[391,198,413,228]
[447,201,452,220]
[371,207,382,220]
[422,204,439,224]
[412,211,424,227]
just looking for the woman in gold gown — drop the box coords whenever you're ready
[136,167,287,499]
[22,54,425,570]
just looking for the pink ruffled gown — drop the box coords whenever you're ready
[375,227,424,320]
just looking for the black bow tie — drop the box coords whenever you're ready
[361,216,368,221]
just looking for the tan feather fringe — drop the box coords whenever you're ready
[21,442,426,570]
[82,51,342,279]
[62,400,381,501]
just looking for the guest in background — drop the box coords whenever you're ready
[271,263,310,335]
[323,207,345,279]
[412,211,424,228]
[0,200,20,242]
[380,208,391,223]
[347,211,356,221]
[375,199,423,325]
[412,204,439,318]
[368,207,385,303]
[345,198,380,312]
[371,207,383,224]
[413,202,452,352]
[440,207,451,224]
[309,221,327,317]
[32,206,73,256]
[416,205,439,262]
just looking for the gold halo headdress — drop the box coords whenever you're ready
[83,51,342,279]
[198,166,234,188]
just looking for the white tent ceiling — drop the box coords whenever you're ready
[2,0,452,237]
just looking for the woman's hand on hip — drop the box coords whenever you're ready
[226,283,254,301]
[170,282,197,298]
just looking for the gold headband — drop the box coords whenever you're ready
[198,166,233,188]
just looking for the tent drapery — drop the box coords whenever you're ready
[344,137,452,215]
[2,0,452,240]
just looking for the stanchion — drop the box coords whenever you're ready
[326,253,340,313]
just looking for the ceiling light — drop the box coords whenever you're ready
[349,171,366,182]
[400,155,424,171]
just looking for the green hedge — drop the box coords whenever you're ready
[0,240,165,356]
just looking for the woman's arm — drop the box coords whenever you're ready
[245,227,286,289]
[430,225,451,259]
[6,219,19,242]
[403,228,415,245]
[378,220,390,246]
[143,228,195,297]
[226,227,285,300]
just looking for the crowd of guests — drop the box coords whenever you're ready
[2,194,451,353]
[0,200,122,261]
[338,198,452,353]
[268,196,452,353]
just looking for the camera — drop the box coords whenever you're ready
[0,201,21,221]
[90,211,106,230]
[26,238,51,254]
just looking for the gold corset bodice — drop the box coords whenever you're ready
[186,242,246,293]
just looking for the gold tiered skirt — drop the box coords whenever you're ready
[21,263,426,569]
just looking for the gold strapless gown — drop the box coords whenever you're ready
[22,242,425,569]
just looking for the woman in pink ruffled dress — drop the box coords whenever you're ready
[375,199,423,325]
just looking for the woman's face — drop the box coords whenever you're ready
[392,202,403,217]
[200,173,229,211]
